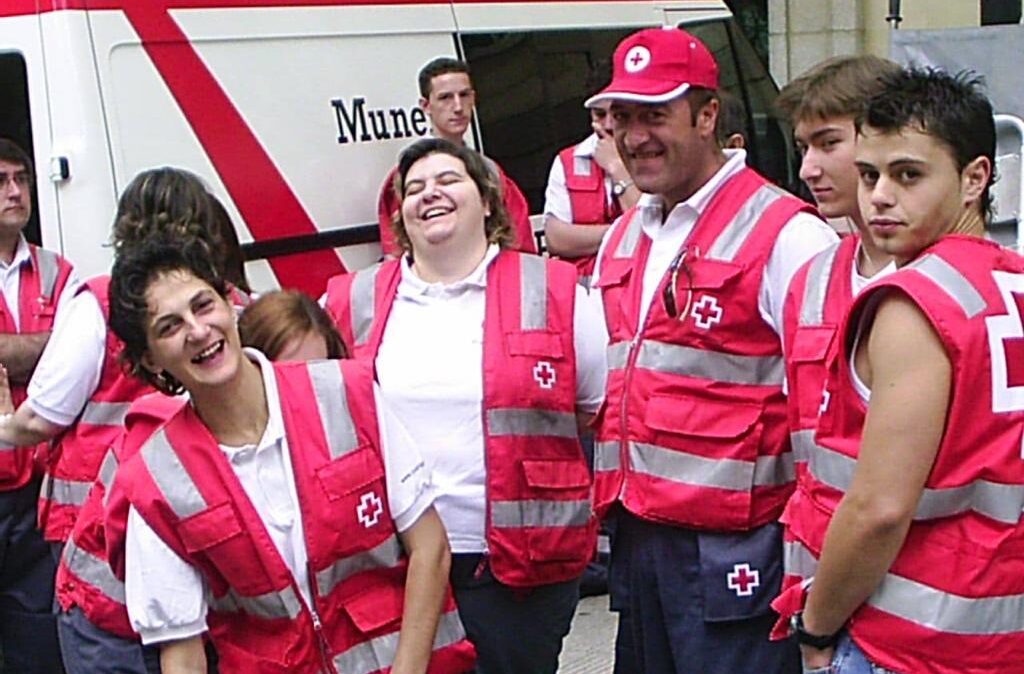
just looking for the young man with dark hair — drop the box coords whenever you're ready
[376,57,536,258]
[0,137,76,673]
[773,67,1024,674]
[589,28,836,673]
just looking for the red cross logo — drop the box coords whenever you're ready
[357,491,383,528]
[624,46,651,73]
[726,563,760,597]
[987,271,1024,418]
[690,294,724,330]
[533,361,557,390]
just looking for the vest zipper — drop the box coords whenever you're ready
[305,569,335,674]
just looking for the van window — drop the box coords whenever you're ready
[0,52,39,244]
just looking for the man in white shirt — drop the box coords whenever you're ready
[587,28,837,673]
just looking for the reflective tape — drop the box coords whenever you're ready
[631,441,753,491]
[140,429,208,519]
[315,535,402,597]
[333,608,466,674]
[44,476,93,506]
[799,243,841,327]
[613,215,643,258]
[790,429,815,464]
[209,584,302,621]
[593,440,621,472]
[706,185,785,261]
[350,265,380,346]
[80,401,131,427]
[907,254,987,318]
[491,499,592,528]
[754,452,795,487]
[519,254,548,331]
[783,539,818,579]
[63,538,125,604]
[808,441,1024,524]
[35,247,61,301]
[486,408,577,438]
[98,449,118,493]
[633,341,784,387]
[607,341,630,370]
[307,361,360,460]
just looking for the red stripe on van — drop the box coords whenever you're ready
[121,1,346,295]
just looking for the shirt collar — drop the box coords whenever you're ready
[636,148,748,221]
[398,244,500,298]
[573,133,600,158]
[0,236,32,271]
[217,347,285,459]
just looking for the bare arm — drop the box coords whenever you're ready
[544,216,610,259]
[392,506,451,674]
[800,292,949,666]
[0,332,50,384]
[159,636,206,674]
[0,398,67,447]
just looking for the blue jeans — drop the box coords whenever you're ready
[802,633,901,674]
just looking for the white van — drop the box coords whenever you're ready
[0,1,794,294]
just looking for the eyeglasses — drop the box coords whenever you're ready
[662,246,695,320]
[0,171,30,192]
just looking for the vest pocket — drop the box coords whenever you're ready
[521,459,591,491]
[343,581,403,634]
[177,502,244,553]
[645,394,761,442]
[316,447,384,501]
[789,326,836,426]
[506,330,565,359]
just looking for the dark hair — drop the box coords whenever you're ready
[776,55,901,125]
[716,90,747,146]
[685,86,718,126]
[857,67,997,219]
[418,57,471,98]
[209,195,251,294]
[110,234,228,395]
[390,138,513,253]
[239,290,346,360]
[112,168,219,254]
[0,138,33,181]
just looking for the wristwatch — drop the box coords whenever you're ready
[790,612,841,649]
[611,178,633,197]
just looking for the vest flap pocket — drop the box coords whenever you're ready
[790,326,836,363]
[316,447,384,501]
[178,502,244,553]
[506,331,565,359]
[521,459,591,490]
[645,395,760,439]
[344,582,403,634]
[687,259,742,290]
[593,260,632,289]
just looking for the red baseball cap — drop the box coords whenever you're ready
[585,27,719,108]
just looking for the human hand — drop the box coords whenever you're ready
[0,364,13,415]
[800,643,834,673]
[592,122,626,179]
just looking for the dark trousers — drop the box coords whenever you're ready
[58,606,162,674]
[449,554,580,674]
[0,480,62,673]
[609,511,799,674]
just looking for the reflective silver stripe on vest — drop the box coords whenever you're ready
[80,401,131,427]
[799,243,842,326]
[350,265,380,346]
[98,449,118,492]
[491,499,591,528]
[43,475,93,506]
[333,608,466,674]
[519,254,548,330]
[140,429,208,519]
[783,539,818,579]
[906,254,987,318]
[790,429,815,464]
[613,214,643,258]
[706,185,785,261]
[63,538,125,604]
[632,441,752,491]
[34,247,61,301]
[307,361,359,459]
[754,452,796,487]
[209,584,302,621]
[809,441,1024,525]
[315,535,402,598]
[486,408,577,438]
[607,341,629,370]
[593,440,621,472]
[633,340,785,387]
[868,573,1024,636]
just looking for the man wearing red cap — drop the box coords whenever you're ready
[589,27,836,672]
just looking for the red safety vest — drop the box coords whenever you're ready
[56,393,185,639]
[0,244,73,491]
[376,158,538,257]
[38,276,153,543]
[774,236,1024,674]
[592,167,814,530]
[556,144,622,282]
[324,250,596,587]
[106,359,476,674]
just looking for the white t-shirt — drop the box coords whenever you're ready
[0,236,79,330]
[593,149,839,337]
[374,245,608,553]
[543,134,613,223]
[125,349,434,645]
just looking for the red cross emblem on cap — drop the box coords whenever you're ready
[727,563,760,597]
[624,45,651,73]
